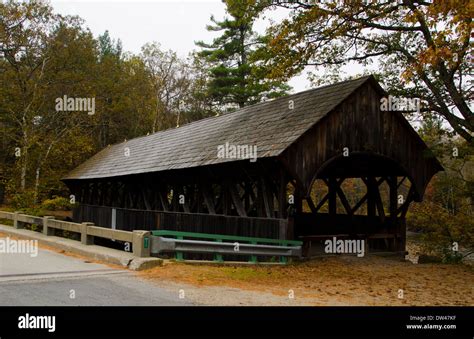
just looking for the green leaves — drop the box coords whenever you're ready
[0,3,153,202]
[196,0,289,109]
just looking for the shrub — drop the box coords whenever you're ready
[10,190,36,210]
[408,201,473,264]
[41,196,74,211]
[21,207,46,217]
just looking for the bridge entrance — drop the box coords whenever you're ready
[291,153,416,255]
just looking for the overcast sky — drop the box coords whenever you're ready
[50,0,363,93]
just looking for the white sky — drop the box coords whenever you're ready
[50,0,363,92]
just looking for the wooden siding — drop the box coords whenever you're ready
[74,204,285,239]
[279,80,442,201]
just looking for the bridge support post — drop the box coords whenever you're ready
[13,211,23,229]
[43,216,55,236]
[279,219,287,240]
[81,222,95,245]
[133,230,151,257]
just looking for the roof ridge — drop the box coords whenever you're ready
[115,75,374,145]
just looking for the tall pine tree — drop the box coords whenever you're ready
[196,0,289,110]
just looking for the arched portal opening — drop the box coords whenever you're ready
[292,152,417,255]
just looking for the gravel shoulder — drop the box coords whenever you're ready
[138,253,474,306]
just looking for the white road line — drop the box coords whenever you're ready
[0,269,130,283]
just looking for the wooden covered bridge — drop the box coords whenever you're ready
[63,75,442,255]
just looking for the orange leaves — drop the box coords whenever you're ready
[429,0,473,20]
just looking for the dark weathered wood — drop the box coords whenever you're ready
[294,186,303,214]
[398,185,415,218]
[374,180,385,221]
[142,188,151,210]
[365,177,376,217]
[182,188,191,213]
[159,186,169,212]
[314,192,329,213]
[388,176,398,219]
[327,177,337,216]
[229,183,247,217]
[350,177,384,215]
[306,196,318,214]
[397,176,407,189]
[279,80,442,202]
[335,179,352,215]
[278,170,287,219]
[261,178,274,218]
[74,204,283,239]
[222,182,230,216]
[202,184,216,215]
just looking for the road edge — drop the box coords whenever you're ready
[0,224,162,271]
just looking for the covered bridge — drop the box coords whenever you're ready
[63,75,442,254]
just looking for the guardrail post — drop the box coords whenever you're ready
[43,216,55,236]
[81,222,94,245]
[13,211,23,229]
[249,241,258,264]
[176,236,184,261]
[132,230,151,257]
[279,241,288,264]
[213,239,224,263]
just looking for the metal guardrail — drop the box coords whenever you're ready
[151,230,302,263]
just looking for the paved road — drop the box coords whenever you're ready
[0,238,192,306]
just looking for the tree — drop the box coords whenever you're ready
[0,2,157,203]
[408,117,473,261]
[29,20,98,201]
[0,0,63,193]
[141,42,215,132]
[92,31,155,148]
[0,0,104,201]
[179,52,216,123]
[259,0,473,142]
[141,42,192,131]
[97,30,122,61]
[196,0,289,109]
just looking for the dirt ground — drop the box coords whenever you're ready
[2,229,472,306]
[138,254,474,306]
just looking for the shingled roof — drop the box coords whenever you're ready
[64,75,377,180]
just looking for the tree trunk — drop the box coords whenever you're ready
[20,147,27,191]
[34,166,40,204]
